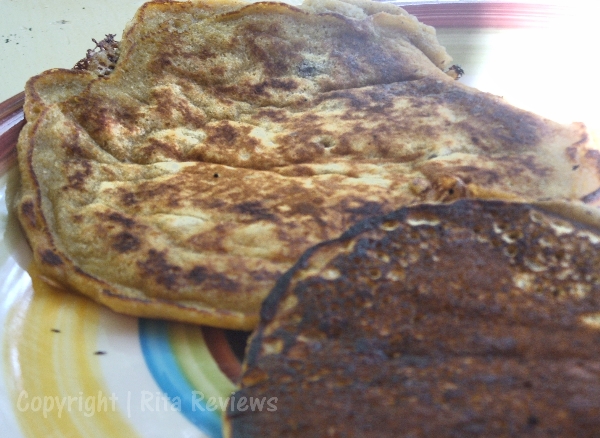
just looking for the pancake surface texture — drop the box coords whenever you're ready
[16,0,600,329]
[225,200,600,437]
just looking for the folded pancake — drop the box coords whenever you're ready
[225,200,600,437]
[15,0,600,329]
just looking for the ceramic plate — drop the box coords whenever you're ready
[1,2,599,437]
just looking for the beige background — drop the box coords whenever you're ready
[0,0,150,102]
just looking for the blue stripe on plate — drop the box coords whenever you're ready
[138,318,222,438]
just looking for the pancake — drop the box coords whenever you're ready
[15,0,600,329]
[224,199,600,437]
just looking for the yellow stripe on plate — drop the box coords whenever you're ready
[169,323,237,413]
[4,264,140,438]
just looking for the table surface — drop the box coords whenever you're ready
[1,0,148,103]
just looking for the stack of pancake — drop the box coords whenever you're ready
[14,0,600,435]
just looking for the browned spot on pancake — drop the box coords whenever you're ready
[275,127,327,163]
[457,117,542,153]
[210,66,226,77]
[206,121,239,145]
[187,224,229,253]
[216,77,300,101]
[120,191,137,207]
[331,135,352,156]
[234,201,278,222]
[20,201,37,229]
[250,81,274,97]
[138,249,181,290]
[194,121,264,167]
[319,89,369,110]
[297,113,321,124]
[330,29,376,68]
[255,108,290,123]
[242,22,295,77]
[281,165,315,177]
[67,95,142,143]
[132,181,181,208]
[187,266,239,292]
[188,266,210,284]
[151,43,222,85]
[107,212,136,229]
[41,249,63,266]
[65,160,92,190]
[112,232,141,253]
[250,269,280,283]
[265,78,299,91]
[288,200,324,217]
[585,149,600,168]
[197,47,217,60]
[151,87,206,129]
[140,138,184,161]
[152,53,173,72]
[61,135,85,158]
[206,198,227,210]
[520,155,552,178]
[566,145,579,161]
[287,202,328,228]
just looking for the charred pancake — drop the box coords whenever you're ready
[225,200,600,437]
[15,0,600,329]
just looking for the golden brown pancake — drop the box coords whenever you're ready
[15,0,600,329]
[224,200,600,437]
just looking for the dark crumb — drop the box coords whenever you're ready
[213,173,219,178]
[527,415,539,427]
[572,165,580,170]
[446,64,465,80]
[94,350,107,355]
[51,328,61,333]
[73,34,120,77]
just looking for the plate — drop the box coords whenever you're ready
[1,2,599,437]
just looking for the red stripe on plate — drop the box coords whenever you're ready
[400,2,561,28]
[0,92,25,175]
[202,326,243,383]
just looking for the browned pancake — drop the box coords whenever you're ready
[225,199,600,437]
[15,0,600,329]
